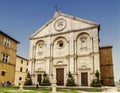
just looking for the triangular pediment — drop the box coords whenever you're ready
[30,11,99,39]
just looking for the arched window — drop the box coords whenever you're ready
[19,77,22,80]
[37,41,44,49]
[20,67,22,72]
[80,36,87,48]
[26,68,28,72]
[27,61,28,65]
[1,71,6,76]
[36,40,45,56]
[21,59,23,64]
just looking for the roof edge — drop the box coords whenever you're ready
[30,11,100,39]
[100,46,113,48]
[16,55,28,61]
[0,31,20,43]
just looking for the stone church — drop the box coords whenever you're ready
[29,11,114,86]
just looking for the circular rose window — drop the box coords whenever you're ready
[54,18,66,31]
[57,41,64,48]
[59,42,63,47]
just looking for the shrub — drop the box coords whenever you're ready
[66,77,76,86]
[68,71,72,78]
[91,79,102,87]
[24,72,32,85]
[66,71,76,86]
[91,70,101,87]
[95,70,100,83]
[41,72,51,86]
[24,78,32,85]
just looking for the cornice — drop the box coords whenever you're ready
[78,68,91,70]
[30,52,99,61]
[54,64,67,67]
[100,64,113,66]
[0,61,15,66]
[30,26,98,40]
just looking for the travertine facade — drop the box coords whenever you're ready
[29,11,101,86]
[15,55,28,86]
[100,46,114,86]
[0,31,19,85]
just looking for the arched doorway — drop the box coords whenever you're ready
[37,74,42,85]
[78,65,90,86]
[81,72,88,86]
[56,68,64,86]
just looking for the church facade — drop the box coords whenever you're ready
[29,11,114,86]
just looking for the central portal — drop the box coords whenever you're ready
[37,74,42,85]
[56,68,64,86]
[81,72,88,86]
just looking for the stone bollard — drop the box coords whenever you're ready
[117,80,120,92]
[19,81,25,91]
[51,79,57,93]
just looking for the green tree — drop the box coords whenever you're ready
[68,71,72,78]
[24,72,32,85]
[95,70,100,83]
[66,71,76,86]
[91,70,101,87]
[41,72,51,86]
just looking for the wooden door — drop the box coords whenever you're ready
[56,68,64,86]
[37,74,42,85]
[81,72,88,86]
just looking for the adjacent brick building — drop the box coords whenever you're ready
[0,31,19,85]
[100,46,114,86]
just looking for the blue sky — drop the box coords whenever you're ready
[0,0,120,82]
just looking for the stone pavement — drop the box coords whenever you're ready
[102,86,118,92]
[25,85,120,93]
[77,86,119,93]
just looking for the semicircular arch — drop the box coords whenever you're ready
[56,61,64,65]
[76,32,90,40]
[35,40,45,45]
[79,63,89,69]
[53,36,68,44]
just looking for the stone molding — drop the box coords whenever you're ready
[30,26,98,40]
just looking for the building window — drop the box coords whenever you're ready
[38,41,44,49]
[80,36,87,49]
[1,71,6,76]
[2,53,9,63]
[57,41,64,48]
[19,77,22,80]
[4,38,10,47]
[20,67,23,72]
[26,68,28,72]
[21,60,23,64]
[59,42,63,47]
[37,41,44,56]
[27,62,28,66]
